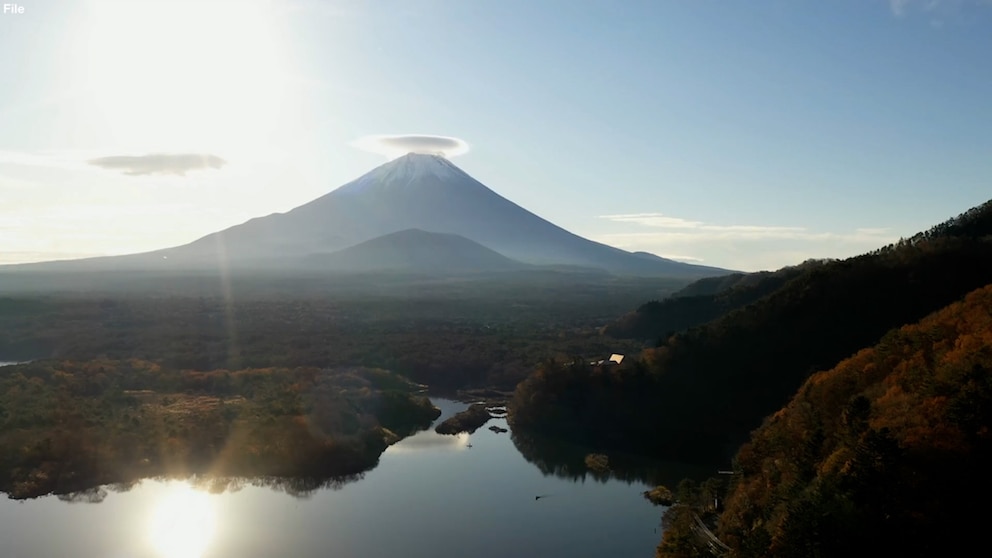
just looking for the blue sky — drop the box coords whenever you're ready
[1,0,990,271]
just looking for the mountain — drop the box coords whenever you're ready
[510,198,992,460]
[606,199,992,341]
[659,283,992,558]
[307,229,526,273]
[603,259,828,340]
[3,153,729,278]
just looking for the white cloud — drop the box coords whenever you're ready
[0,150,233,177]
[655,253,706,263]
[352,134,470,160]
[890,0,912,16]
[598,229,897,245]
[88,153,227,176]
[600,212,811,239]
[886,0,992,16]
[597,211,897,244]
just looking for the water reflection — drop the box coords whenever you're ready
[0,360,441,500]
[57,486,109,504]
[49,472,369,503]
[1,398,670,558]
[191,473,366,498]
[147,482,216,558]
[511,429,713,487]
[385,431,472,453]
[385,397,472,455]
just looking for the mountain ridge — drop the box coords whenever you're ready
[306,228,527,274]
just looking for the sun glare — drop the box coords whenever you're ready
[147,483,217,558]
[74,0,295,155]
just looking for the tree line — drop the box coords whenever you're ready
[658,281,992,557]
[0,360,439,499]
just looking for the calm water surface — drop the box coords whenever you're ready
[0,398,692,558]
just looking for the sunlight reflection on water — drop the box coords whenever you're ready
[0,398,695,558]
[384,431,471,454]
[147,482,216,558]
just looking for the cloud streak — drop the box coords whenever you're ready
[889,0,912,16]
[352,134,470,159]
[88,153,227,176]
[600,212,814,239]
[596,212,902,270]
[0,150,93,171]
[654,253,706,263]
[599,229,897,245]
[887,0,992,16]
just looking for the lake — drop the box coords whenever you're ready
[0,398,701,558]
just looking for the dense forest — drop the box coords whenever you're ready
[0,360,439,498]
[658,282,992,557]
[0,274,674,390]
[667,272,775,298]
[510,199,992,461]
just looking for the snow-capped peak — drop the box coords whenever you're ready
[335,152,473,195]
[379,152,464,180]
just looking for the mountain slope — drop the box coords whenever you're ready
[307,229,525,273]
[510,198,992,460]
[659,283,992,558]
[603,260,825,340]
[177,153,726,276]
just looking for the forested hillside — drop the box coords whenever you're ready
[0,360,440,498]
[667,272,768,298]
[511,200,992,461]
[658,282,992,557]
[603,262,821,341]
[0,274,668,390]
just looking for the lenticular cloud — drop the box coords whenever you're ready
[88,153,227,176]
[352,134,470,159]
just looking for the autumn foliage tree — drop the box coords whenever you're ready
[0,360,440,499]
[659,282,992,557]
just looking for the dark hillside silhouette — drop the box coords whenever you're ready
[512,199,992,461]
[659,282,992,557]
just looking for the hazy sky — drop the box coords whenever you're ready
[1,0,990,271]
